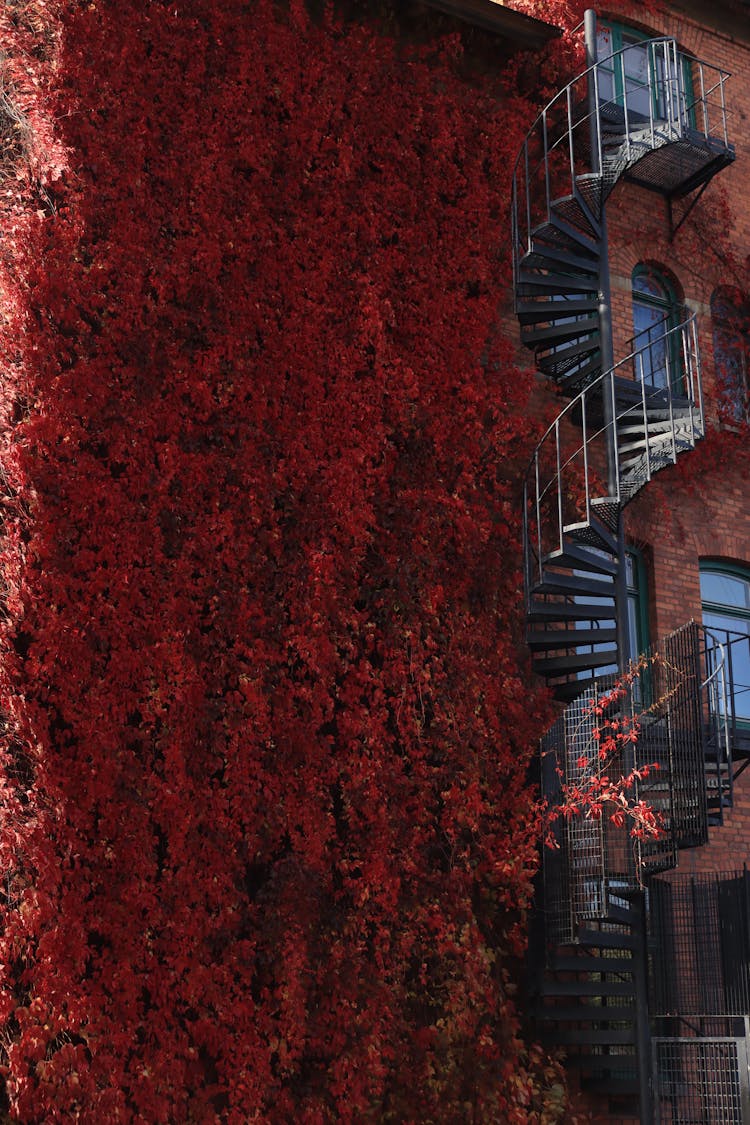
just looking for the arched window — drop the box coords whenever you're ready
[700,562,750,728]
[631,265,683,392]
[596,22,692,126]
[711,287,750,424]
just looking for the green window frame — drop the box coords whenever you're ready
[631,265,684,394]
[596,21,694,127]
[700,561,750,728]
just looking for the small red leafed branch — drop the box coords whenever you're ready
[545,656,664,846]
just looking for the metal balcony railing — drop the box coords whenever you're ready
[523,313,703,588]
[512,39,732,288]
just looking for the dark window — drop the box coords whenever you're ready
[631,265,683,392]
[711,287,750,424]
[596,22,693,126]
[700,563,750,727]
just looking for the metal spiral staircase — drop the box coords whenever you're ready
[513,26,736,1122]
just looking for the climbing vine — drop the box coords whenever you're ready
[0,0,587,1120]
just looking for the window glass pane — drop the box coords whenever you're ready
[700,572,750,612]
[701,566,750,726]
[711,288,750,423]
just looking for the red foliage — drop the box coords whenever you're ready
[0,1,560,1120]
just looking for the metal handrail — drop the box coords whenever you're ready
[512,38,732,288]
[524,313,703,583]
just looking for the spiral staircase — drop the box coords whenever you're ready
[512,33,737,1122]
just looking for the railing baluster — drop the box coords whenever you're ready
[639,355,652,483]
[666,352,677,463]
[582,392,590,527]
[524,141,532,254]
[621,52,632,159]
[720,71,728,147]
[610,370,620,501]
[535,450,543,584]
[566,84,575,191]
[555,420,563,555]
[542,109,551,224]
[699,63,708,138]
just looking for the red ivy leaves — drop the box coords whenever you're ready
[0,1,569,1121]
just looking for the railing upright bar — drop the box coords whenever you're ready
[646,48,655,146]
[721,72,728,147]
[621,53,632,158]
[639,355,652,482]
[692,315,705,433]
[511,177,518,292]
[535,451,543,583]
[666,353,677,463]
[524,142,532,254]
[682,325,697,446]
[566,84,575,191]
[582,393,591,526]
[610,371,620,501]
[555,420,564,554]
[698,63,708,138]
[542,109,551,224]
[592,66,603,173]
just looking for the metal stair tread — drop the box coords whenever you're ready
[527,626,618,651]
[548,954,634,973]
[538,977,635,997]
[551,1027,637,1046]
[517,297,598,325]
[522,315,599,345]
[532,571,616,597]
[543,544,619,576]
[533,649,619,675]
[527,601,618,623]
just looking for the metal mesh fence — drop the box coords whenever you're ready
[653,1034,749,1124]
[650,871,750,1017]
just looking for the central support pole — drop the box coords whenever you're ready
[584,10,629,677]
[585,14,652,1124]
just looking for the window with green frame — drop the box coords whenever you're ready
[596,21,693,126]
[700,562,750,727]
[631,265,684,393]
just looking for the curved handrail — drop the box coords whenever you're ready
[512,38,732,285]
[523,311,703,583]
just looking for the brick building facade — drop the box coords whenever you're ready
[502,1,750,1121]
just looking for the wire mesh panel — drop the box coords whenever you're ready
[650,872,750,1017]
[661,622,709,848]
[653,1035,750,1124]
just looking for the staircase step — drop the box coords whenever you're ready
[544,544,619,576]
[578,929,639,951]
[551,1027,637,1046]
[537,335,599,369]
[517,271,598,296]
[583,1076,639,1097]
[539,977,635,997]
[618,430,693,455]
[522,240,599,275]
[534,1003,635,1022]
[549,954,634,973]
[556,352,603,391]
[527,600,617,623]
[547,211,600,254]
[534,649,619,676]
[527,627,618,652]
[522,315,599,346]
[602,903,639,925]
[566,518,619,555]
[517,297,598,325]
[533,571,615,597]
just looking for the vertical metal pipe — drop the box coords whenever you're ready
[585,10,628,679]
[585,10,599,174]
[555,421,564,554]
